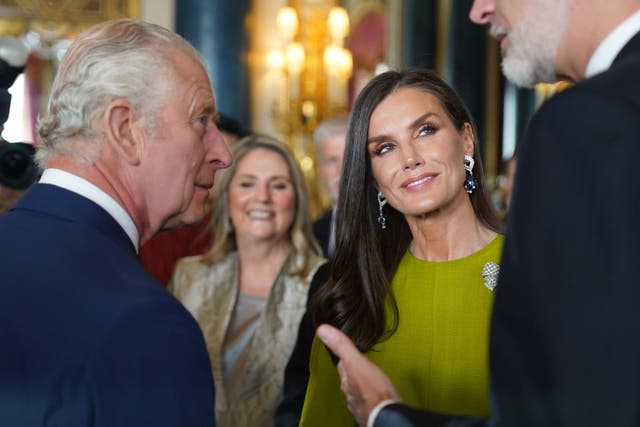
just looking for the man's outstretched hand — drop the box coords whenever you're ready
[316,324,402,426]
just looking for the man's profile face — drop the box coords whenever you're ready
[469,0,568,87]
[317,131,346,202]
[143,48,232,230]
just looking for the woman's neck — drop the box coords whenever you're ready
[235,237,291,297]
[406,198,496,262]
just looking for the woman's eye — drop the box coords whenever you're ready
[374,143,393,156]
[272,181,290,190]
[417,124,437,136]
[239,181,254,188]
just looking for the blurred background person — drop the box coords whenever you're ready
[170,134,325,427]
[216,113,250,146]
[299,68,504,426]
[275,115,348,426]
[312,115,348,258]
[0,141,38,215]
[0,37,36,216]
[139,113,249,285]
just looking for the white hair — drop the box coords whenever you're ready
[312,116,349,151]
[36,19,206,166]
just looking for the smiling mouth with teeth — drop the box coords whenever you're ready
[247,211,273,219]
[406,176,434,188]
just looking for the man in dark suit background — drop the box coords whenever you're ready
[0,141,38,215]
[274,117,347,426]
[312,116,348,257]
[0,19,232,426]
[0,37,37,216]
[315,1,640,426]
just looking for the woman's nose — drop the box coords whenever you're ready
[402,146,423,170]
[254,182,270,201]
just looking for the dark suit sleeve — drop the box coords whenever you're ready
[312,210,333,257]
[491,85,640,426]
[374,403,489,427]
[275,263,330,427]
[87,298,216,427]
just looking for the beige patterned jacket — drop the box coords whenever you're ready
[170,251,325,427]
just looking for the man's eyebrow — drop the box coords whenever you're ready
[200,106,215,117]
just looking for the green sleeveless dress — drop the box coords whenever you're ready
[299,235,503,426]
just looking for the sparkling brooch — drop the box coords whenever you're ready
[482,261,500,291]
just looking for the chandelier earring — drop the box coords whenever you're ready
[463,155,478,194]
[377,191,388,229]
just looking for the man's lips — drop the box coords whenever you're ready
[490,27,508,51]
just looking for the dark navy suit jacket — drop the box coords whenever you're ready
[375,29,640,427]
[0,184,215,426]
[312,208,334,258]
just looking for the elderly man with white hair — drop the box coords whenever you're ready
[0,19,232,426]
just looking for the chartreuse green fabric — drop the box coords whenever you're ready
[300,235,504,426]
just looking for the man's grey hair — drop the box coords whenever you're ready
[312,116,349,151]
[36,19,206,166]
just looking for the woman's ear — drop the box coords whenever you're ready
[462,122,475,157]
[103,99,143,165]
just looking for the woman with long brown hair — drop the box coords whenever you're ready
[299,69,503,425]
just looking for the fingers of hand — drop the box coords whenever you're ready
[317,324,358,360]
[338,362,351,394]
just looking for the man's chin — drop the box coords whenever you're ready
[502,52,558,88]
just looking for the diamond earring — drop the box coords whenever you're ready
[377,191,387,229]
[464,155,478,194]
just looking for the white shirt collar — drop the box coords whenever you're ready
[39,168,140,252]
[585,9,640,78]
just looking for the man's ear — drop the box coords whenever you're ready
[104,99,143,165]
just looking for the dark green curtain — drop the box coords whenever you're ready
[176,0,251,129]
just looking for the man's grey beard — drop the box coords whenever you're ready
[501,54,558,88]
[497,1,568,88]
[501,27,560,88]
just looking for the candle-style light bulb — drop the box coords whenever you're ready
[277,7,299,41]
[327,7,350,42]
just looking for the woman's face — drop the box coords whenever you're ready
[228,148,296,244]
[367,87,474,218]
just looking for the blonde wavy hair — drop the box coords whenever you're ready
[202,134,322,278]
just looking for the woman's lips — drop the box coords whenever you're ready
[403,174,435,189]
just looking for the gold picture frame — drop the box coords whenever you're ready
[0,0,139,39]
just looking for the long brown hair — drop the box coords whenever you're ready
[311,68,502,352]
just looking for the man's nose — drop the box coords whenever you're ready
[469,0,495,25]
[205,124,232,170]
